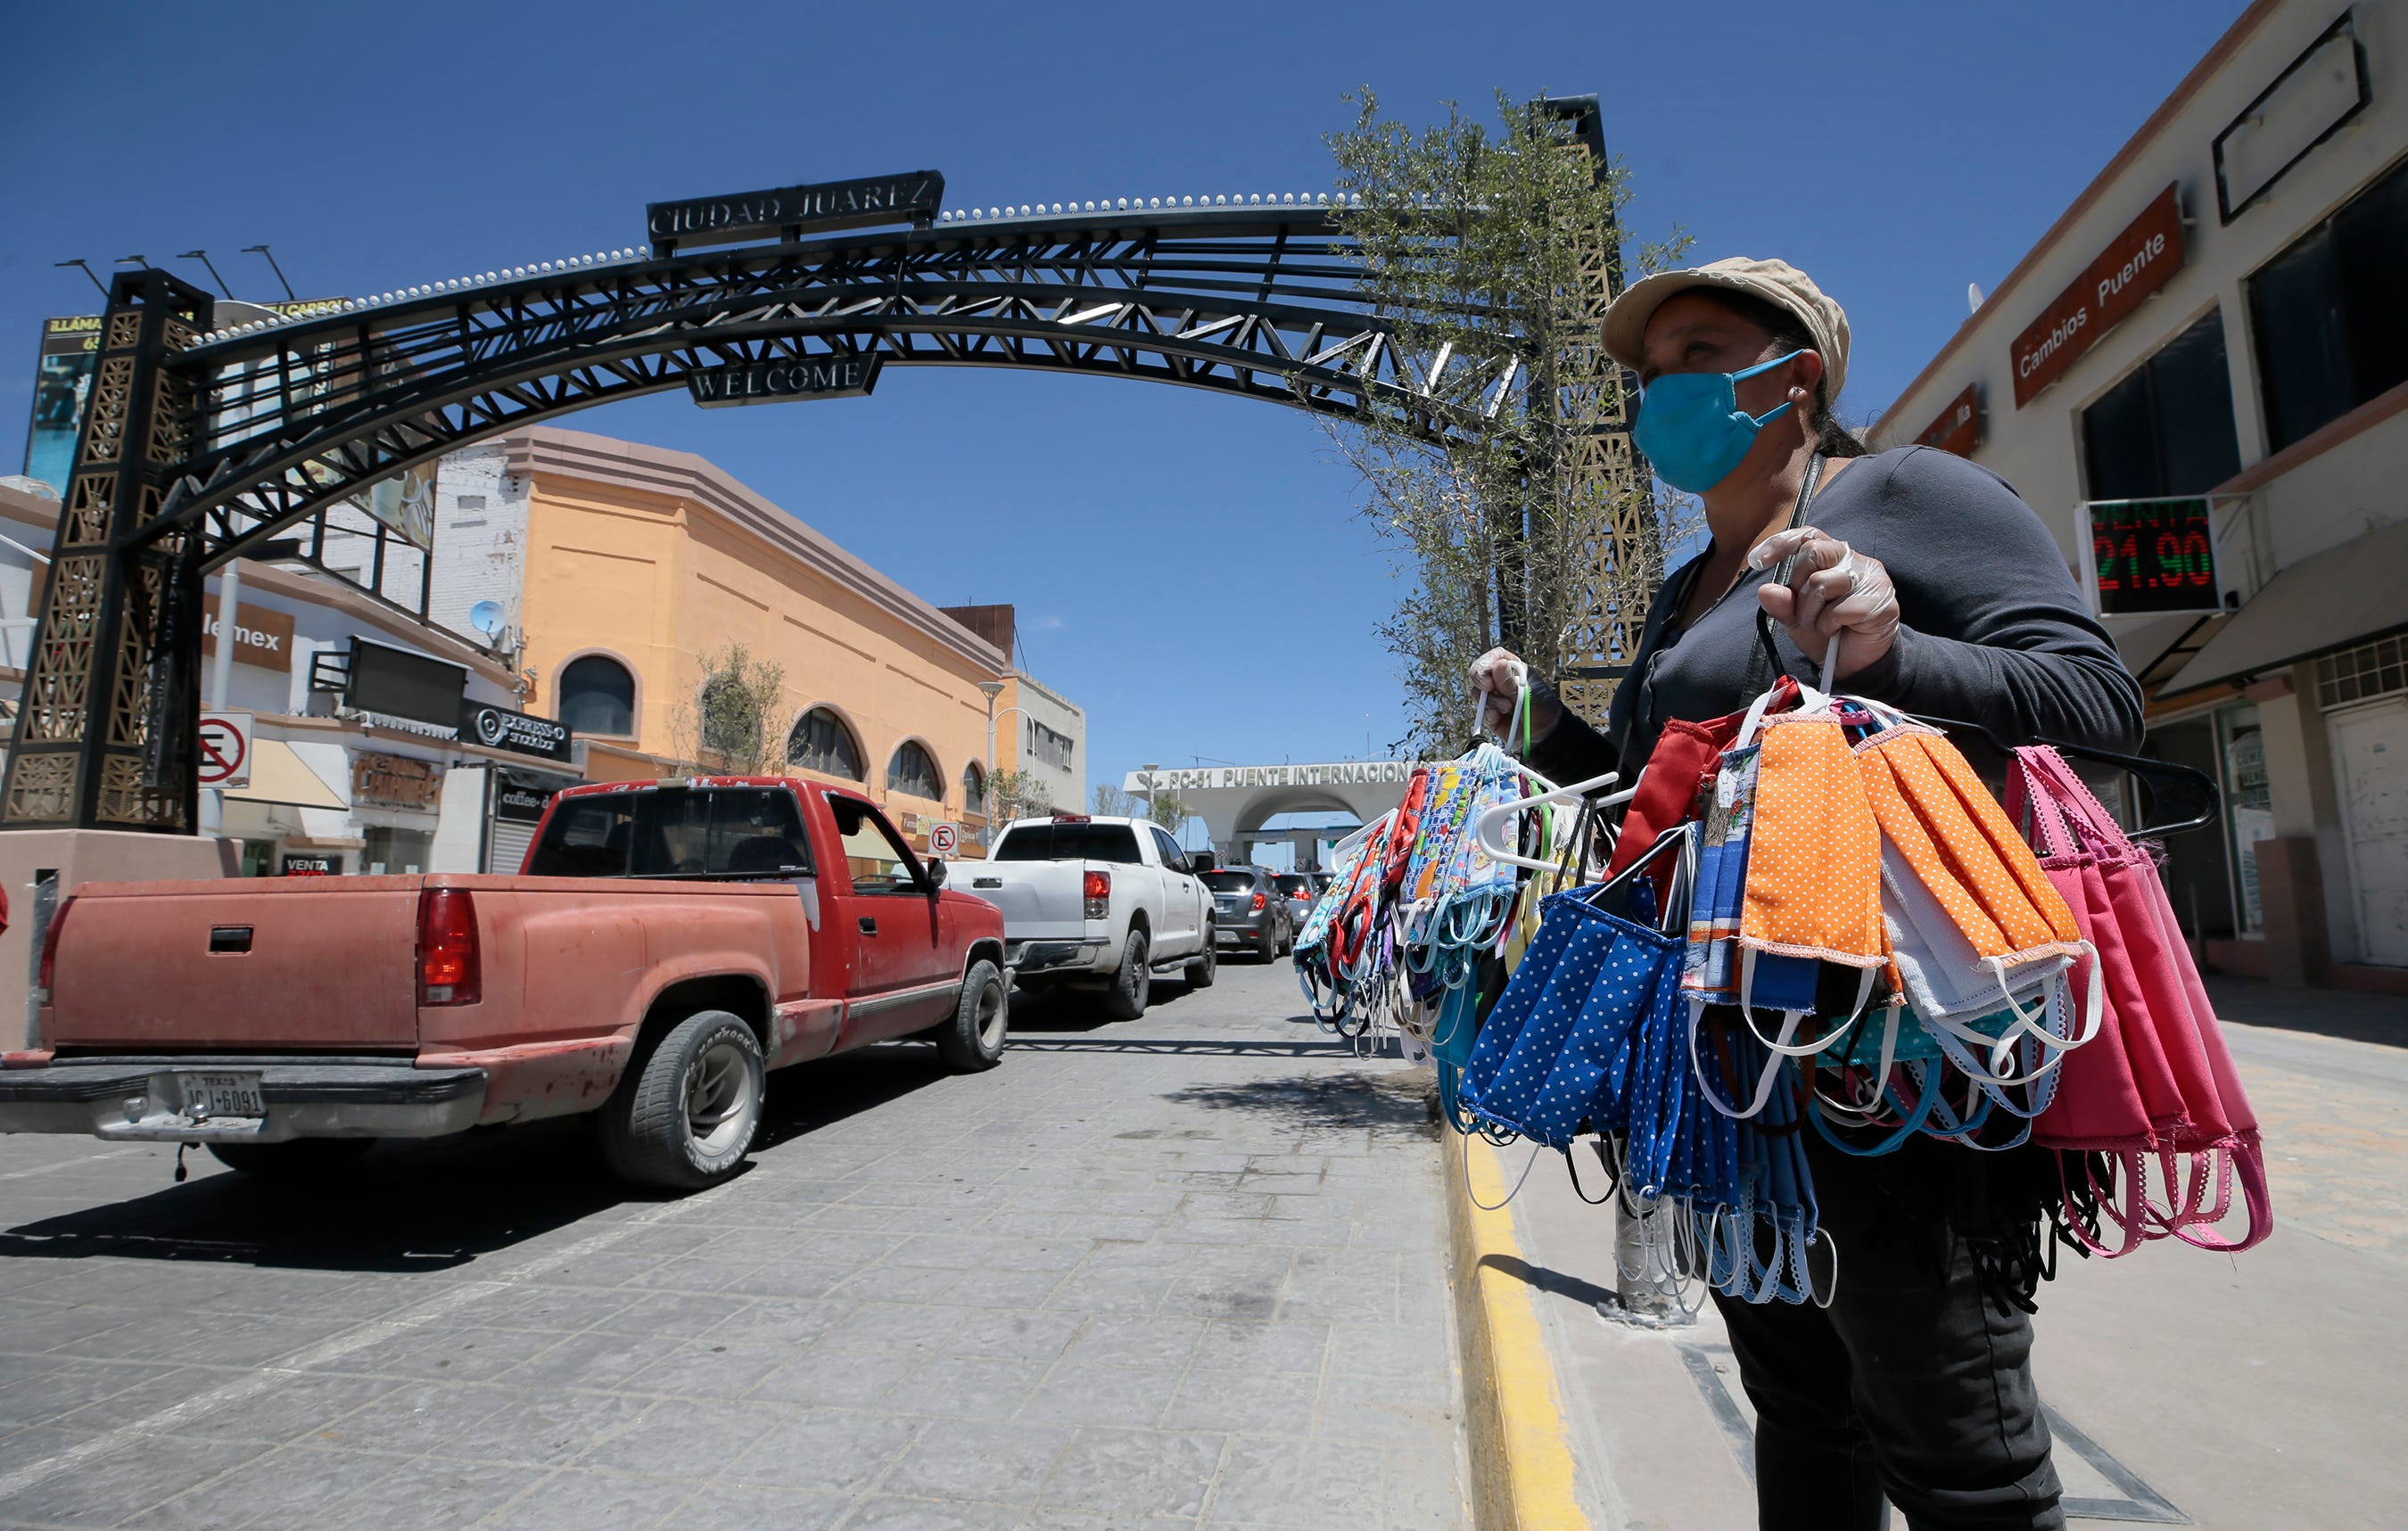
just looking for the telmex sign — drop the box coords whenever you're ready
[687,356,883,407]
[2010,185,2185,407]
[1132,762,1422,792]
[646,171,944,251]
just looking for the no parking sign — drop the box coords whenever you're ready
[197,712,252,789]
[929,822,959,855]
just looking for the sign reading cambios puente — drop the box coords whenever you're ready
[647,171,944,252]
[688,356,883,407]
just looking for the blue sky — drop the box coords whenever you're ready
[1,0,2245,803]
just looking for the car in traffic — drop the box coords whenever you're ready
[1200,865,1293,961]
[961,814,1216,1017]
[1274,871,1324,935]
[2,777,1006,1191]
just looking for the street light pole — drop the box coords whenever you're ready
[975,679,1029,820]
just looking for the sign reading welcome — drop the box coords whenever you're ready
[2010,185,2185,407]
[687,356,882,407]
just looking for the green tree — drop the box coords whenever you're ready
[1322,89,1691,753]
[1093,781,1192,831]
[987,767,1051,822]
[674,641,788,774]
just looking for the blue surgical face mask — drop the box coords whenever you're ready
[1632,351,1802,494]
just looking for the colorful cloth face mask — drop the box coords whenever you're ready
[1740,705,1890,977]
[1855,708,2098,1079]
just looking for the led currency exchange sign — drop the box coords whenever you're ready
[2089,497,2220,616]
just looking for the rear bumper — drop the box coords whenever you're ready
[1216,915,1274,942]
[1006,938,1109,977]
[0,1057,488,1144]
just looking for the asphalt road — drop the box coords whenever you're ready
[0,958,1466,1530]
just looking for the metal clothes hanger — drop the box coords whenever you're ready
[1468,660,1631,873]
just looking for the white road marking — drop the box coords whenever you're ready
[0,1148,142,1183]
[0,1187,722,1503]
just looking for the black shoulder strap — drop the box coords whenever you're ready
[1742,453,1827,696]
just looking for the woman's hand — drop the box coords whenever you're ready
[1469,647,1529,737]
[1751,526,1901,678]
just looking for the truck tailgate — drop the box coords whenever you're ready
[961,862,1085,939]
[50,879,423,1050]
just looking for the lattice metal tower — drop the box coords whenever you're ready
[1542,97,1658,730]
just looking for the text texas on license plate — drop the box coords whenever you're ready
[177,1072,265,1119]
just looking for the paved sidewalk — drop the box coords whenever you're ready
[0,960,1464,1529]
[1501,978,2408,1530]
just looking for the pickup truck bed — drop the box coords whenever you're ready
[2,778,1008,1190]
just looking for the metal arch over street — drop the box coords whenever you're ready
[143,204,1514,573]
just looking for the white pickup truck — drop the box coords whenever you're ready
[961,815,1216,1018]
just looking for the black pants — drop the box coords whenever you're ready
[1711,1140,2065,1531]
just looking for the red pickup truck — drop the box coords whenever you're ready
[0,777,1006,1190]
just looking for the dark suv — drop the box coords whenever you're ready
[1199,865,1293,961]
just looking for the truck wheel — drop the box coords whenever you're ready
[207,1138,374,1182]
[1184,937,1217,990]
[601,1009,764,1191]
[934,959,1009,1073]
[1102,928,1151,1020]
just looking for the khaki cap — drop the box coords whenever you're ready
[1601,257,1851,399]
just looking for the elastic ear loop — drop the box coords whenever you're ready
[1466,1133,1546,1212]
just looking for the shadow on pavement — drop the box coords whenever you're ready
[1159,1068,1435,1133]
[0,1041,959,1275]
[1479,1250,1619,1310]
[2206,974,2408,1049]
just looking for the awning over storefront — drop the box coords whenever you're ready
[223,739,348,811]
[2165,517,2408,695]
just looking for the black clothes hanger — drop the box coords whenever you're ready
[1748,608,2220,839]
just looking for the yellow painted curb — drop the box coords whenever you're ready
[1445,1132,1594,1531]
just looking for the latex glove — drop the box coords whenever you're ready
[1751,526,1901,679]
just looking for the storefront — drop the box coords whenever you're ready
[1873,1,2408,989]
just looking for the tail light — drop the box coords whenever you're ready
[1250,892,1266,911]
[34,894,76,1005]
[416,888,482,1006]
[1082,868,1110,920]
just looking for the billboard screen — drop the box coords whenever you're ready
[22,315,103,493]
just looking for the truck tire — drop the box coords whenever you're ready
[601,1009,764,1191]
[1184,935,1217,990]
[934,959,1009,1073]
[1101,928,1151,1020]
[207,1138,374,1182]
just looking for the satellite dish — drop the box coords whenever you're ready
[468,601,507,638]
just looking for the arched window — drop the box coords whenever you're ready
[961,761,987,815]
[557,654,635,736]
[888,740,941,801]
[788,707,863,780]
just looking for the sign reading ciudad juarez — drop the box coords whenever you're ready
[646,171,945,252]
[688,356,882,407]
[2088,497,2220,616]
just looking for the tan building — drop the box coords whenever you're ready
[1873,0,2407,990]
[426,428,1082,852]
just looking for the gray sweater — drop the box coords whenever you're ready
[1529,445,2144,785]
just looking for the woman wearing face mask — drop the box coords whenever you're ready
[1472,259,2140,1531]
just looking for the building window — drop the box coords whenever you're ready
[2318,632,2408,710]
[557,654,634,737]
[888,740,941,801]
[2080,310,2243,501]
[2248,154,2408,451]
[363,825,434,876]
[1026,718,1076,772]
[961,761,987,814]
[788,707,863,781]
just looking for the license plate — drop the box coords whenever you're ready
[177,1072,265,1119]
